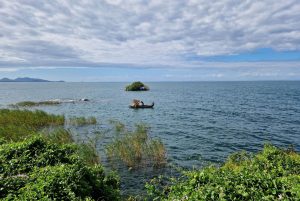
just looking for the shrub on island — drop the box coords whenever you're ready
[125,81,149,91]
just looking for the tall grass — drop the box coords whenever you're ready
[0,109,65,141]
[67,116,97,126]
[106,122,166,168]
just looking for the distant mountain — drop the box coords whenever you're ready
[0,77,64,82]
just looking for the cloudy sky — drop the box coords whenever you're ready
[0,0,300,81]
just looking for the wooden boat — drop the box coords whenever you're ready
[129,102,154,109]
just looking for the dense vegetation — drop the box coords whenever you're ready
[1,109,299,200]
[106,122,166,169]
[146,144,300,200]
[125,81,149,91]
[0,109,120,200]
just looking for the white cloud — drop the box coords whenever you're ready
[0,0,299,69]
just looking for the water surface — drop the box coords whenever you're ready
[1,81,299,194]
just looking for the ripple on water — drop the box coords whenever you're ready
[1,81,300,195]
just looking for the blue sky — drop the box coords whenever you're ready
[0,0,300,81]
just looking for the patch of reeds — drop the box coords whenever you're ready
[11,100,61,107]
[106,122,167,169]
[67,116,97,126]
[0,109,100,165]
[0,109,65,141]
[42,128,74,144]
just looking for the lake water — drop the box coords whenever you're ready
[1,81,300,194]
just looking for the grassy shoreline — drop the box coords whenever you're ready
[0,108,299,200]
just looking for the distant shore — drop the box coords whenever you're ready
[0,77,64,82]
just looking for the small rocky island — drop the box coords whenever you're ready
[125,81,149,91]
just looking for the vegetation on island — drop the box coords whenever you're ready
[0,109,120,200]
[146,144,300,200]
[106,122,166,168]
[125,81,149,91]
[10,100,61,107]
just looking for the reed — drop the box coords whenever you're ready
[0,109,65,141]
[42,128,74,144]
[67,116,97,126]
[106,122,166,168]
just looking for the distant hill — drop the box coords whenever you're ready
[0,77,64,82]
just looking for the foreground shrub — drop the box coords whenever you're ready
[16,164,119,201]
[0,136,120,200]
[106,123,166,168]
[146,144,300,200]
[125,81,149,91]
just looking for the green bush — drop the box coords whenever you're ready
[0,136,120,200]
[125,81,149,91]
[146,144,300,200]
[16,164,119,201]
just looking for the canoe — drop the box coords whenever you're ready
[129,102,154,109]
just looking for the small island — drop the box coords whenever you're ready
[125,81,149,91]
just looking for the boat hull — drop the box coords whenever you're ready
[129,104,154,109]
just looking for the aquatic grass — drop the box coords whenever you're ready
[42,128,74,144]
[0,109,65,141]
[146,144,300,200]
[67,116,97,126]
[106,122,167,168]
[11,100,61,107]
[78,142,100,165]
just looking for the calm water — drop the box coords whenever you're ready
[1,81,300,194]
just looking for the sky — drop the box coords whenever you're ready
[0,0,300,81]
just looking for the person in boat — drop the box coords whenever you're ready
[130,99,154,108]
[132,99,140,108]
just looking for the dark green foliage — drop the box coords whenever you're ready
[16,164,119,201]
[0,136,77,176]
[146,144,300,200]
[0,109,120,200]
[0,136,120,200]
[125,81,149,91]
